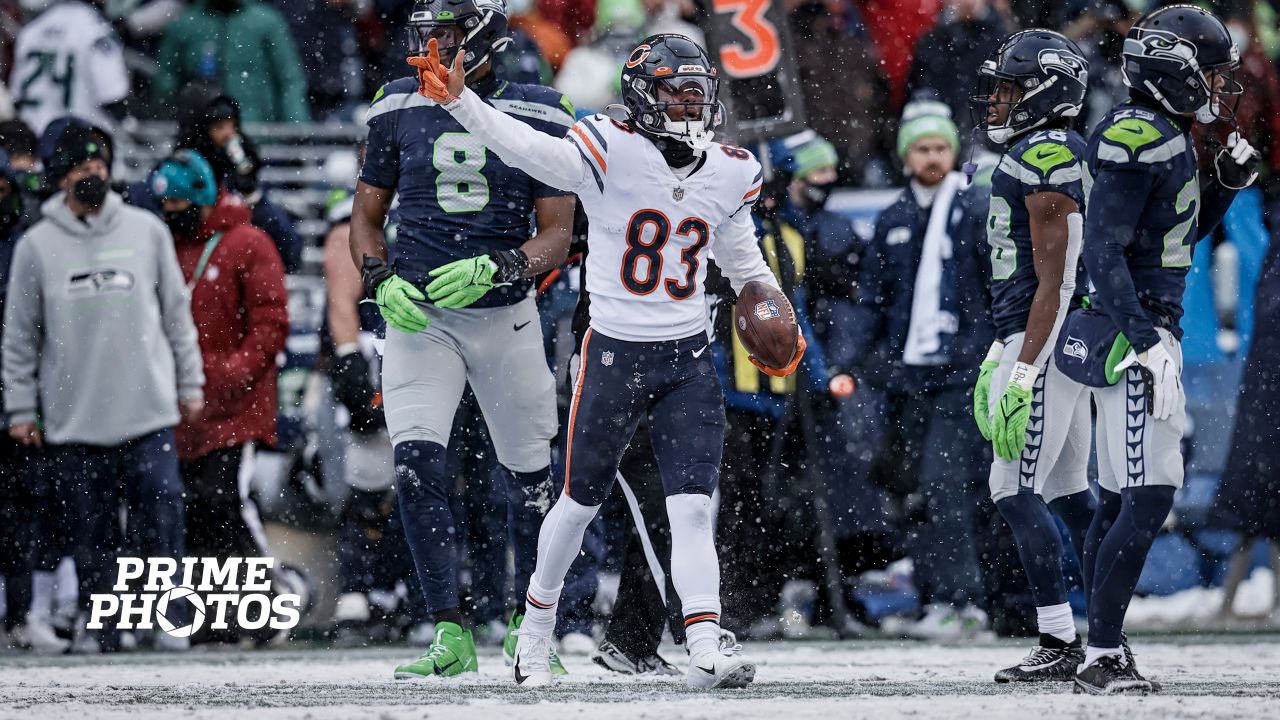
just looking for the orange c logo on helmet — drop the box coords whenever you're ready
[625,44,652,69]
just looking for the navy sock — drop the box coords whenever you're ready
[394,441,460,617]
[1049,489,1094,568]
[1081,488,1122,612]
[1086,486,1175,648]
[996,495,1067,607]
[501,464,555,612]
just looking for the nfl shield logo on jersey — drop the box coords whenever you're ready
[602,350,615,367]
[672,186,685,202]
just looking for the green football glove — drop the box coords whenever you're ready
[973,341,1002,440]
[426,255,501,309]
[991,362,1039,461]
[361,256,429,333]
[376,275,430,333]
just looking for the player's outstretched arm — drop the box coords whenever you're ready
[410,40,586,192]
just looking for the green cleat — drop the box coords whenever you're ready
[393,622,478,679]
[504,612,567,675]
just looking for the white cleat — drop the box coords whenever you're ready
[10,617,71,654]
[686,636,756,690]
[511,629,554,689]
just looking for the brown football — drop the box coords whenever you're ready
[735,281,799,369]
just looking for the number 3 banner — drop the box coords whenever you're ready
[696,0,807,142]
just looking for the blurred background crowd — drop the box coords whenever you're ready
[0,0,1278,658]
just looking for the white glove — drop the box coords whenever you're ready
[1115,341,1182,421]
[1215,132,1260,190]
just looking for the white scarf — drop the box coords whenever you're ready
[903,171,964,366]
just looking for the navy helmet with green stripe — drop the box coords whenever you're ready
[408,0,511,76]
[971,29,1088,145]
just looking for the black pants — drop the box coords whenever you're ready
[180,443,282,642]
[181,444,266,559]
[0,436,34,630]
[603,424,685,658]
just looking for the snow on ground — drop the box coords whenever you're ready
[1127,568,1279,630]
[3,635,1280,720]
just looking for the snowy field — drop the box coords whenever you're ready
[2,635,1279,720]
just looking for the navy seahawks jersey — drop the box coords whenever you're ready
[988,128,1088,339]
[1082,102,1198,350]
[360,76,575,307]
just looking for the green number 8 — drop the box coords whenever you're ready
[433,132,490,213]
[988,196,1016,280]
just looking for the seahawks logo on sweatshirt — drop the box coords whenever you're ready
[67,268,135,296]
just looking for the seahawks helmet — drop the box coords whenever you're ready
[1122,4,1241,123]
[971,29,1088,145]
[619,34,723,151]
[407,0,511,76]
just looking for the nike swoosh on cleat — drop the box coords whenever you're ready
[514,321,532,332]
[696,664,716,675]
[435,660,459,675]
[514,661,529,684]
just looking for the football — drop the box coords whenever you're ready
[735,281,799,370]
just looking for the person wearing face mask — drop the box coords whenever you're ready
[1,122,205,653]
[153,0,311,123]
[149,149,290,644]
[843,100,995,642]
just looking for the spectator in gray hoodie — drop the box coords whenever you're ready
[1,122,205,652]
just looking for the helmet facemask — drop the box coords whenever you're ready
[1194,60,1243,123]
[629,73,723,151]
[970,40,1086,146]
[407,4,511,76]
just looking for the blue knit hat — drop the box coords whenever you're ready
[150,150,217,207]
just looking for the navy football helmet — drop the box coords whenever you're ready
[407,0,511,76]
[619,34,723,150]
[1122,4,1241,122]
[971,29,1089,145]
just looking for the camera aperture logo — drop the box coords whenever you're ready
[88,557,302,637]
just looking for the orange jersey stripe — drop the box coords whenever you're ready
[571,126,607,174]
[742,185,761,200]
[564,328,594,496]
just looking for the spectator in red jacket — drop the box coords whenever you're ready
[149,150,288,602]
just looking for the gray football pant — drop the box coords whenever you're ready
[987,331,1092,503]
[381,296,557,472]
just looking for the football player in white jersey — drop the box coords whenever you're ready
[11,0,129,135]
[409,33,802,689]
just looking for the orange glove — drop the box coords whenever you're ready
[749,333,807,378]
[406,38,463,103]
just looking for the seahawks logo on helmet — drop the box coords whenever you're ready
[1038,48,1086,83]
[1125,29,1198,66]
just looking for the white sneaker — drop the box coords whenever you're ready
[511,629,554,688]
[903,604,964,641]
[686,634,756,689]
[333,592,372,624]
[69,617,102,655]
[558,631,594,655]
[10,616,70,654]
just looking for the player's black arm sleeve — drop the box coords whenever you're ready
[1082,165,1163,353]
[1197,179,1240,238]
